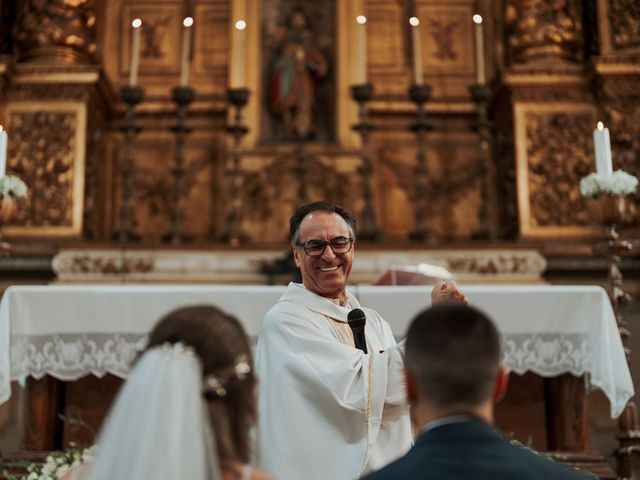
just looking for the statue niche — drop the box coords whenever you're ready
[263,4,335,143]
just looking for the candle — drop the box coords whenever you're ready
[473,14,485,85]
[0,126,6,178]
[129,18,143,86]
[232,20,246,88]
[356,15,367,84]
[180,17,194,86]
[593,121,613,175]
[409,17,423,86]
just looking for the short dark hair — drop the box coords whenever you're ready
[405,304,501,409]
[289,201,357,246]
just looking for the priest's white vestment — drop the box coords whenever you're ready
[255,283,412,480]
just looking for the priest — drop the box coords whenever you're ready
[255,201,466,480]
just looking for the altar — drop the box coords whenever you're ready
[0,283,633,460]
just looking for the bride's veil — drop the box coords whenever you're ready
[86,343,221,480]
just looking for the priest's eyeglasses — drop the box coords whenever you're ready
[296,237,354,257]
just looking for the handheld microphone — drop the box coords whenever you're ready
[347,308,368,354]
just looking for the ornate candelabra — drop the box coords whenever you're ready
[591,195,640,479]
[163,86,195,243]
[112,86,143,242]
[469,83,497,240]
[217,88,250,245]
[351,83,379,241]
[408,84,436,242]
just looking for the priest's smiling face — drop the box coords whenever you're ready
[293,211,354,304]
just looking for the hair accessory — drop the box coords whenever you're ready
[161,341,196,357]
[203,354,252,398]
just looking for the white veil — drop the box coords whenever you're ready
[86,343,221,480]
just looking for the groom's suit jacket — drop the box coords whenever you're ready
[362,419,595,480]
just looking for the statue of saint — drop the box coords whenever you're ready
[268,10,328,140]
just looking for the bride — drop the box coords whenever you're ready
[65,305,271,480]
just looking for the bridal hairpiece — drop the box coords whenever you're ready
[150,342,252,398]
[203,354,252,398]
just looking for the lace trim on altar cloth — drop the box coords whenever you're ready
[10,333,261,382]
[502,332,590,377]
[5,331,631,418]
[10,333,145,382]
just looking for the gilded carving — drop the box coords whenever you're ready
[141,16,171,60]
[505,0,583,64]
[3,103,86,237]
[525,111,593,227]
[428,17,460,61]
[15,0,97,64]
[609,0,640,50]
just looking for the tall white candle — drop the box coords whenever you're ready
[129,18,143,86]
[409,17,423,85]
[593,121,613,175]
[232,20,247,88]
[180,17,194,86]
[356,15,367,84]
[0,126,6,178]
[473,14,485,85]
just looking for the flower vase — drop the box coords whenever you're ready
[590,195,628,225]
[0,195,17,253]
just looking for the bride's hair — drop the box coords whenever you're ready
[146,305,256,464]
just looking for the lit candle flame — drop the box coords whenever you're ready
[183,17,194,28]
[473,14,483,24]
[356,15,367,25]
[409,17,419,27]
[597,121,604,131]
[235,20,246,30]
[132,18,142,29]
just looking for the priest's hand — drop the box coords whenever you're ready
[431,280,468,306]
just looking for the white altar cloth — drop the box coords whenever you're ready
[0,284,633,417]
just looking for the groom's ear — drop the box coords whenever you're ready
[493,366,509,404]
[404,368,419,404]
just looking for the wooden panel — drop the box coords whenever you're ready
[120,2,182,77]
[367,2,406,73]
[4,102,86,237]
[495,372,548,450]
[62,375,123,447]
[514,103,601,239]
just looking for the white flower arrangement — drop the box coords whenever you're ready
[0,175,28,198]
[580,170,639,198]
[4,445,95,480]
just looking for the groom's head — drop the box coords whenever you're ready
[404,304,507,420]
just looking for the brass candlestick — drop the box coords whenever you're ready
[592,195,640,479]
[470,83,497,240]
[408,84,436,242]
[163,86,195,243]
[217,88,250,245]
[351,83,379,241]
[112,86,143,242]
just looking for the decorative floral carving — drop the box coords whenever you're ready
[8,111,77,227]
[505,0,583,64]
[525,112,593,226]
[609,0,640,50]
[427,16,460,61]
[15,0,97,64]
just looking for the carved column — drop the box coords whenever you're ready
[494,0,598,240]
[14,0,97,64]
[504,0,583,65]
[2,0,116,240]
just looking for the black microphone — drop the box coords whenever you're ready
[347,308,368,354]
